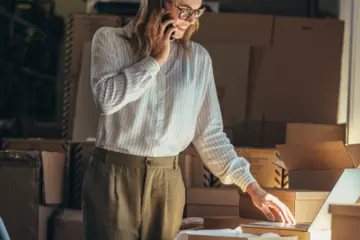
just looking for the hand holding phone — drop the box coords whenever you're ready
[162,12,176,40]
[150,10,177,65]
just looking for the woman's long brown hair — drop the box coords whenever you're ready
[130,0,199,59]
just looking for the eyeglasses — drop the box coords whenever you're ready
[164,0,206,20]
[175,5,206,20]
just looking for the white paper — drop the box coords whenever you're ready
[174,227,280,240]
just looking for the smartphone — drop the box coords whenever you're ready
[161,0,175,40]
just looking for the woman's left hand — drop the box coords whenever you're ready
[246,182,297,224]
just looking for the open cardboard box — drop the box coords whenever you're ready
[239,189,329,223]
[3,139,67,205]
[273,141,360,191]
[241,169,360,240]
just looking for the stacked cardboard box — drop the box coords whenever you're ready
[328,204,360,240]
[183,145,287,218]
[274,141,360,191]
[241,169,360,240]
[62,14,121,140]
[0,139,68,240]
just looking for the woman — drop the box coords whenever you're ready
[83,0,296,239]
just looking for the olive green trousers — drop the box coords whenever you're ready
[82,147,185,240]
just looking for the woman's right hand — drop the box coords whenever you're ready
[150,11,177,66]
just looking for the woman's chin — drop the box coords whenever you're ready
[172,31,185,40]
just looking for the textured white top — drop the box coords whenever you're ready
[90,22,256,191]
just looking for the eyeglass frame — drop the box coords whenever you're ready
[164,0,207,20]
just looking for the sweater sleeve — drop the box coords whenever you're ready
[192,57,256,192]
[91,27,160,115]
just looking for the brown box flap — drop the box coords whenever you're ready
[275,141,354,170]
[346,144,360,168]
[42,151,66,204]
[264,188,329,200]
[192,13,273,45]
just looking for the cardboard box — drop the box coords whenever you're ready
[3,139,67,205]
[52,209,84,240]
[62,76,79,139]
[235,121,346,148]
[193,13,272,128]
[329,204,360,240]
[67,141,95,209]
[178,149,194,188]
[0,150,56,240]
[186,187,239,218]
[234,121,287,148]
[241,169,360,240]
[64,13,121,78]
[249,16,344,124]
[274,141,360,191]
[180,146,287,189]
[234,148,287,188]
[192,13,274,46]
[202,43,250,127]
[239,189,329,222]
[72,42,99,141]
[285,123,346,144]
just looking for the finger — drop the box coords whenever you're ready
[161,19,177,34]
[268,203,285,223]
[285,205,296,224]
[270,200,294,224]
[261,205,275,222]
[164,26,177,40]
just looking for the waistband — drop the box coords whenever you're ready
[92,147,179,169]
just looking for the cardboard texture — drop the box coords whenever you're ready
[181,146,287,189]
[67,141,95,209]
[0,151,55,240]
[242,169,360,240]
[64,13,120,78]
[234,122,346,148]
[186,187,239,218]
[285,123,346,144]
[202,43,250,127]
[249,16,344,124]
[329,204,360,240]
[239,189,329,223]
[62,76,79,139]
[274,141,360,191]
[72,42,99,141]
[178,151,193,188]
[52,209,84,240]
[192,13,274,45]
[42,151,66,204]
[234,121,287,148]
[234,148,287,188]
[3,139,67,205]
